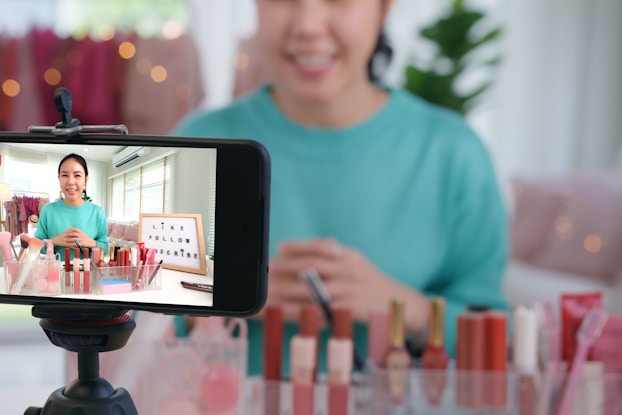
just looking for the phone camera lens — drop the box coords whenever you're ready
[242,225,250,234]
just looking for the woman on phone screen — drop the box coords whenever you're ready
[35,153,109,261]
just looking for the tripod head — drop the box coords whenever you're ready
[25,305,139,415]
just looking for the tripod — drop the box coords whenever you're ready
[24,305,139,415]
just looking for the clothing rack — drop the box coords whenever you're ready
[4,191,51,252]
[12,190,49,198]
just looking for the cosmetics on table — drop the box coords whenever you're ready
[263,306,283,415]
[12,237,43,294]
[108,246,117,275]
[484,310,508,409]
[0,231,15,290]
[291,305,320,415]
[556,307,608,415]
[421,297,449,407]
[73,247,80,293]
[367,306,390,368]
[456,310,486,410]
[328,308,354,415]
[298,267,365,371]
[64,247,71,288]
[560,292,603,362]
[513,306,538,415]
[82,248,90,293]
[383,298,411,404]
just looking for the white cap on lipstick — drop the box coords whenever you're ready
[512,306,538,373]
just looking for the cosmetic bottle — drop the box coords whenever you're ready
[291,305,320,415]
[263,306,283,415]
[82,248,90,293]
[64,247,71,289]
[43,240,59,293]
[367,306,390,368]
[328,308,353,415]
[383,298,411,404]
[108,246,117,276]
[512,306,537,415]
[73,247,80,293]
[421,297,449,407]
[484,310,508,409]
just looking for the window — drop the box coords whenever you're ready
[110,153,176,221]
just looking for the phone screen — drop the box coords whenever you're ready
[0,133,270,317]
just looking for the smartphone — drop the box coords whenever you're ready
[0,131,270,318]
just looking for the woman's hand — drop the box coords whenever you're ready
[55,227,97,249]
[267,237,429,333]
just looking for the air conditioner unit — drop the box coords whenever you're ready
[112,146,151,168]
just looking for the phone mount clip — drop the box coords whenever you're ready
[28,87,128,137]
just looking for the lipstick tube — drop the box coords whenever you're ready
[367,306,390,368]
[421,297,449,407]
[73,247,80,293]
[82,248,90,293]
[328,308,353,415]
[513,306,538,415]
[108,246,116,276]
[291,305,320,415]
[456,311,486,410]
[263,306,283,415]
[64,247,71,288]
[383,298,411,405]
[485,311,508,409]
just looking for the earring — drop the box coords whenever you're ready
[59,190,64,199]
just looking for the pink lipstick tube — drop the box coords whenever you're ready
[328,308,353,415]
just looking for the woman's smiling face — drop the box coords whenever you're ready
[256,0,391,104]
[58,157,88,206]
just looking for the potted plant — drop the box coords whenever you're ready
[403,0,502,115]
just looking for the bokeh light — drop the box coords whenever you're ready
[583,235,602,253]
[151,65,167,83]
[1,79,20,97]
[118,41,136,60]
[43,68,62,86]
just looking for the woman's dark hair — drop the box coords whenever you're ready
[367,32,393,83]
[58,153,89,177]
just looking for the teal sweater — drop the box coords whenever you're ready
[174,86,509,375]
[35,199,109,260]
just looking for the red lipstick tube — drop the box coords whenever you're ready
[328,308,353,415]
[263,306,283,415]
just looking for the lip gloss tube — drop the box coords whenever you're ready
[108,246,116,276]
[263,306,283,415]
[456,311,486,410]
[64,247,71,289]
[421,297,449,407]
[367,306,390,368]
[328,308,353,415]
[484,311,508,409]
[73,247,80,293]
[383,298,411,405]
[82,248,90,293]
[513,306,538,415]
[291,305,320,415]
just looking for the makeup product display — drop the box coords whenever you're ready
[4,258,62,296]
[93,261,163,294]
[290,305,320,415]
